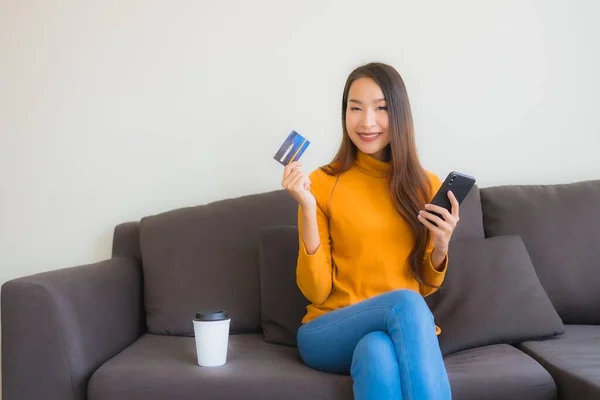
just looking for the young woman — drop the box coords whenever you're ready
[281,62,458,399]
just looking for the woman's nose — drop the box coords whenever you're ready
[361,110,376,128]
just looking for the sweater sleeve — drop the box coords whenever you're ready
[420,247,448,297]
[420,171,449,297]
[296,170,334,304]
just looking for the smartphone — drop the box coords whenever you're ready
[428,171,476,222]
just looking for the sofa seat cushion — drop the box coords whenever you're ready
[518,325,600,399]
[88,334,556,400]
[445,344,557,400]
[88,333,352,400]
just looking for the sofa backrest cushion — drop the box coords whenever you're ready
[480,179,600,324]
[451,185,485,241]
[259,225,310,346]
[139,190,297,335]
[426,235,564,356]
[112,222,141,260]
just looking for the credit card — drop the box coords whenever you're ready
[273,130,310,166]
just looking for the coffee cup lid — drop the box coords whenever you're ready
[195,310,229,321]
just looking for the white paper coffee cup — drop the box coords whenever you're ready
[193,310,231,367]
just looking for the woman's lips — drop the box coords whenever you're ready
[358,132,382,142]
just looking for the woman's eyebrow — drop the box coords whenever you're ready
[348,98,386,104]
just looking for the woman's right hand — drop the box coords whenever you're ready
[282,161,316,210]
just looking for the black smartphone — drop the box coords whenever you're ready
[428,171,476,222]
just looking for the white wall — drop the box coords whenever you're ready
[1,0,599,285]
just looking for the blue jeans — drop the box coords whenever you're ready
[297,289,451,400]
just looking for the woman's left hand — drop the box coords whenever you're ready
[417,191,460,254]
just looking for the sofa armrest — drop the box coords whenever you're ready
[1,257,145,400]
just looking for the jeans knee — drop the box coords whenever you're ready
[351,331,398,379]
[389,289,430,314]
[384,289,434,328]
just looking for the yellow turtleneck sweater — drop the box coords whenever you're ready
[296,151,448,331]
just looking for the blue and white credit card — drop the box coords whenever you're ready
[273,130,310,166]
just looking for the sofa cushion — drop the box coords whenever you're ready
[259,225,309,346]
[480,179,600,324]
[426,235,564,356]
[139,190,297,335]
[112,222,141,260]
[518,325,600,400]
[88,333,353,400]
[445,344,557,400]
[450,184,485,241]
[87,334,556,400]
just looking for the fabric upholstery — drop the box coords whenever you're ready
[450,184,485,241]
[139,190,297,335]
[112,221,141,260]
[519,325,600,400]
[259,225,309,346]
[480,179,600,324]
[445,344,557,400]
[426,235,564,356]
[88,334,556,400]
[1,258,144,400]
[88,334,353,400]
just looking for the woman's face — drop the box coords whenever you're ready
[345,77,391,161]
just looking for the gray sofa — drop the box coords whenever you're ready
[3,179,600,400]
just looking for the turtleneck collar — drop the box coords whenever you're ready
[354,150,391,178]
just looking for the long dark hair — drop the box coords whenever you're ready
[322,62,437,290]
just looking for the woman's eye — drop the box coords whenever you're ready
[377,106,388,111]
[350,107,361,111]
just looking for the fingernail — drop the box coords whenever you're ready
[425,204,431,209]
